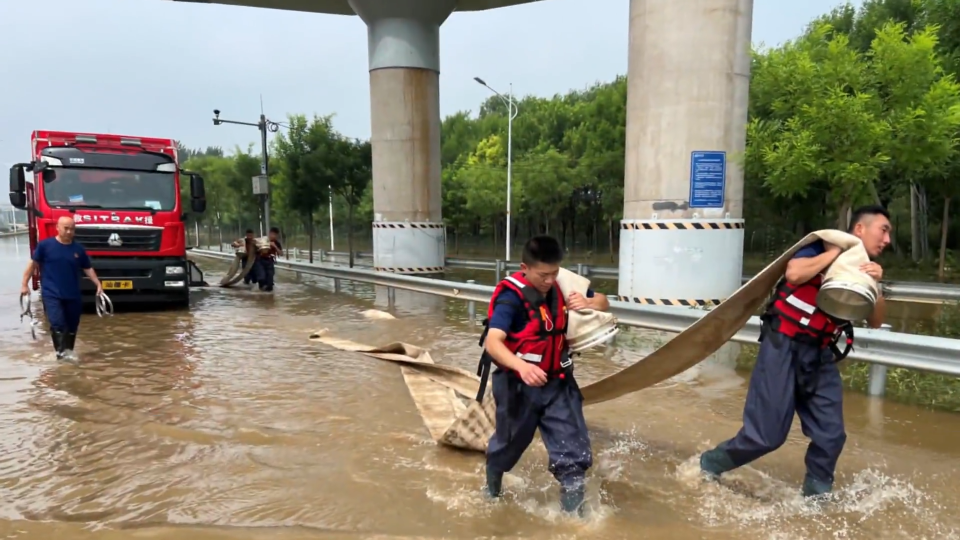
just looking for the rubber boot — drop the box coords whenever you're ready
[699,448,736,480]
[61,333,77,363]
[485,468,503,498]
[802,475,832,498]
[50,331,64,359]
[559,484,585,516]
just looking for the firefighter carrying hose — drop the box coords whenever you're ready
[699,205,892,498]
[476,235,610,516]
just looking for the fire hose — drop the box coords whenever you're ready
[96,291,114,317]
[19,290,113,339]
[19,293,38,340]
[220,245,258,287]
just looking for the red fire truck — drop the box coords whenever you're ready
[7,130,207,308]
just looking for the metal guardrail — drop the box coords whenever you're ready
[303,250,960,303]
[189,248,960,398]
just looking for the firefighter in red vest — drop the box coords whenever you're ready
[699,206,892,497]
[476,235,610,516]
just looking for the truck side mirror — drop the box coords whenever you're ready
[9,165,24,193]
[190,174,206,213]
[8,165,26,209]
[190,174,205,199]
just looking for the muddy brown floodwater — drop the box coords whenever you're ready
[1,236,959,539]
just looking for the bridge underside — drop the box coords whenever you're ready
[167,0,541,15]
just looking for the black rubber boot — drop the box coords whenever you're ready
[62,333,77,351]
[50,331,64,359]
[61,333,77,363]
[802,475,833,499]
[700,448,736,480]
[485,468,503,498]
[559,484,585,516]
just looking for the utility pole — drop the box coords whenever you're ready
[212,107,279,234]
[259,113,270,233]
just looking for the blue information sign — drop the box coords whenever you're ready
[688,151,726,208]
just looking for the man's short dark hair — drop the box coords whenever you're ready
[269,227,280,234]
[848,205,890,233]
[522,235,564,266]
[245,229,254,235]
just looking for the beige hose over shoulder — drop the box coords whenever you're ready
[310,229,878,452]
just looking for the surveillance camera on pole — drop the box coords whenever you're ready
[210,107,278,232]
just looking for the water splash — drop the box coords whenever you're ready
[674,455,959,538]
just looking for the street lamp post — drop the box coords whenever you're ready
[212,109,279,234]
[329,184,335,251]
[474,77,518,261]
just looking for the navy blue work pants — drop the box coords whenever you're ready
[486,369,593,488]
[715,330,847,486]
[259,258,275,290]
[42,296,83,333]
[244,257,264,285]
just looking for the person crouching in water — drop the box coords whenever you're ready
[699,205,891,497]
[477,235,610,515]
[258,227,283,292]
[20,216,104,361]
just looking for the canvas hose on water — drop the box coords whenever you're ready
[309,229,878,453]
[219,240,261,287]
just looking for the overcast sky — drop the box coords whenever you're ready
[0,0,857,172]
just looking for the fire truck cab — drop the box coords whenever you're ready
[7,130,207,308]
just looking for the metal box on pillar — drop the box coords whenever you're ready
[372,219,445,274]
[252,175,269,195]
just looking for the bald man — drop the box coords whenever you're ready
[20,217,103,361]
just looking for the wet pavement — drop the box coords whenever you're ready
[0,235,958,539]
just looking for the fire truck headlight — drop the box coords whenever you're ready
[165,266,185,275]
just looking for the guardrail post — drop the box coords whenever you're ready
[576,263,585,276]
[867,323,892,397]
[495,259,503,282]
[387,286,396,308]
[333,277,341,293]
[467,280,476,322]
[320,250,326,263]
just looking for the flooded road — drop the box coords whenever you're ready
[1,235,959,539]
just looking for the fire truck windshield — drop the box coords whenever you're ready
[43,168,177,212]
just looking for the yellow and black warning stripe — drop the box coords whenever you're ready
[372,223,444,229]
[620,222,744,230]
[615,296,723,307]
[374,266,446,273]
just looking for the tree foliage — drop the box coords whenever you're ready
[184,0,960,277]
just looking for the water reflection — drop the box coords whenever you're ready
[0,238,957,539]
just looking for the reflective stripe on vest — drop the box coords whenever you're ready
[767,274,842,345]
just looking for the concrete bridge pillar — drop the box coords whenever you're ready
[349,0,452,274]
[618,0,753,308]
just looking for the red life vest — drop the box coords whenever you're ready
[765,274,854,358]
[474,272,569,400]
